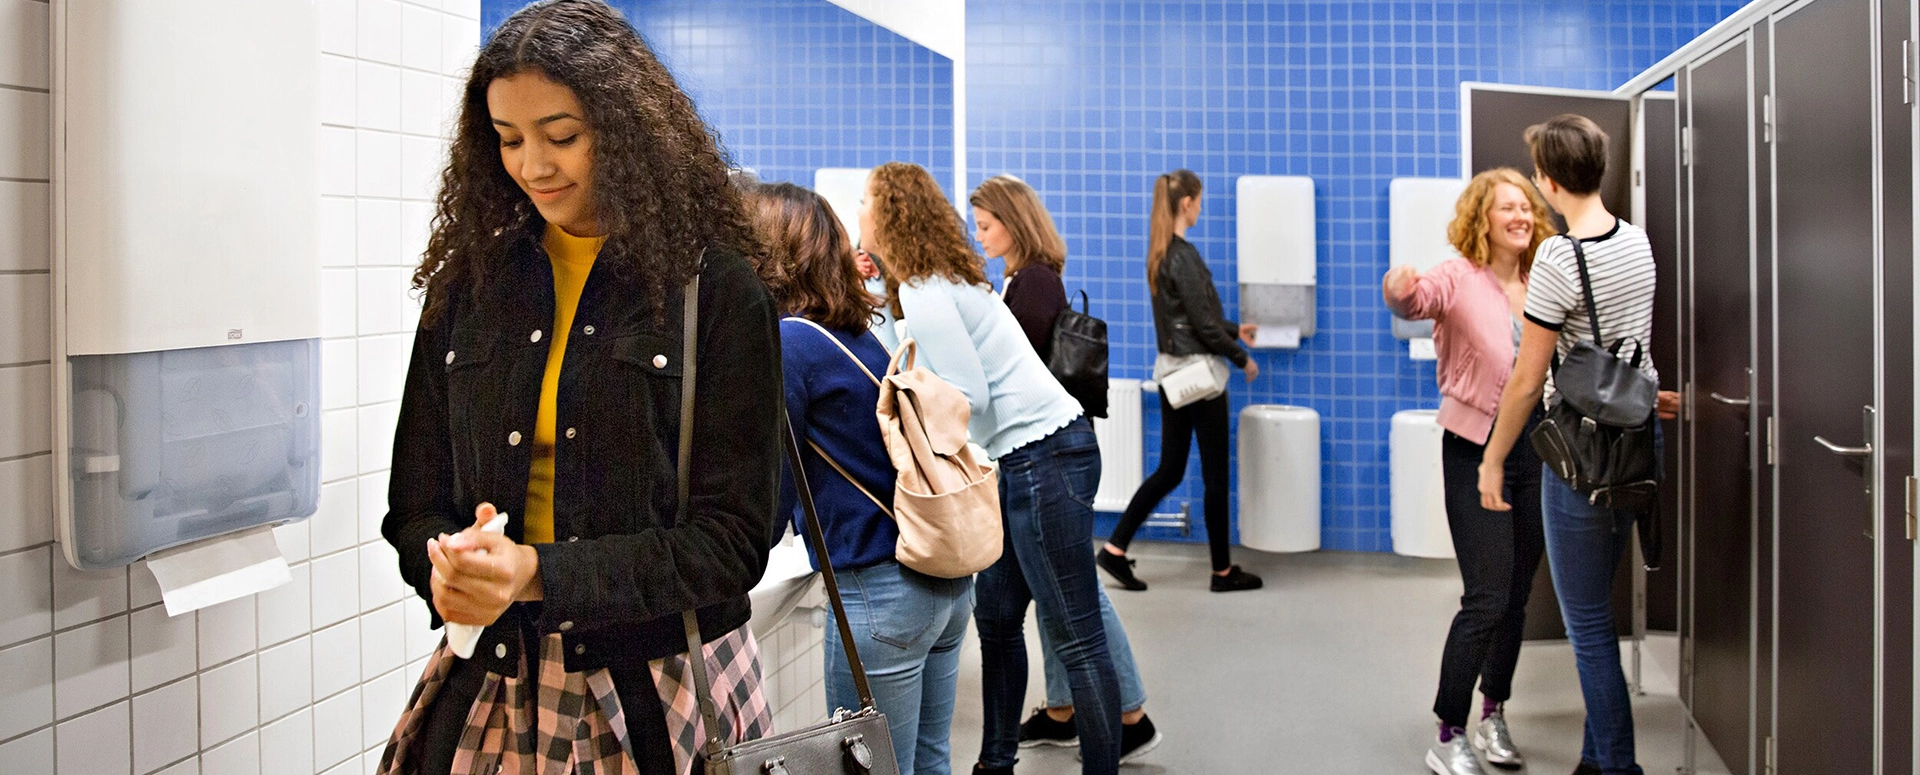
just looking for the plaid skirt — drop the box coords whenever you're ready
[378,625,772,775]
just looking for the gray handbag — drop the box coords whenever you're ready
[672,273,898,775]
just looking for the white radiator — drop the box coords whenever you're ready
[1092,378,1145,512]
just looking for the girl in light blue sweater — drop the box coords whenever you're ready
[860,162,1159,775]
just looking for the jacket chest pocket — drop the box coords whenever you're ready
[590,333,684,446]
[443,329,502,454]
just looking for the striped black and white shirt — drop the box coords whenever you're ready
[1523,218,1660,399]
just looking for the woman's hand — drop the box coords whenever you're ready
[1238,322,1259,347]
[1478,461,1511,512]
[1243,359,1260,382]
[1657,390,1681,420]
[427,504,543,626]
[1382,265,1419,303]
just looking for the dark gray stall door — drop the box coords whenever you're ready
[1682,38,1756,775]
[1768,0,1875,771]
[1464,86,1642,640]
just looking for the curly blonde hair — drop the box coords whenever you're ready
[1446,168,1556,274]
[866,162,986,317]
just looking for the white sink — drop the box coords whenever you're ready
[746,541,820,637]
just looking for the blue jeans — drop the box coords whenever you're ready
[975,417,1124,773]
[824,561,973,775]
[1039,578,1147,712]
[1540,470,1645,775]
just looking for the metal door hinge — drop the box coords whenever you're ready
[1904,40,1916,105]
[1765,415,1777,466]
[1681,127,1692,166]
[1762,94,1775,142]
[1906,475,1917,540]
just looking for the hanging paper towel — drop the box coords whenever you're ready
[144,524,291,616]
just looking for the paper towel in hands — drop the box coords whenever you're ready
[445,511,508,659]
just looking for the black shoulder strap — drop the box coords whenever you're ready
[1566,234,1605,346]
[678,276,878,760]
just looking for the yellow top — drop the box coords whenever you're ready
[524,223,604,544]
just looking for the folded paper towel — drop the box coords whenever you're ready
[145,524,291,617]
[446,511,509,659]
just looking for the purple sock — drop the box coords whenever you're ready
[1438,722,1464,743]
[1482,698,1502,719]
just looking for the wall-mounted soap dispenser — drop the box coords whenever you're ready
[1388,177,1469,360]
[52,0,321,570]
[1235,176,1315,348]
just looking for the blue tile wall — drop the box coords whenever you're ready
[482,0,957,196]
[964,1,1742,552]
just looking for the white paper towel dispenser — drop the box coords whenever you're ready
[1235,175,1315,347]
[52,0,321,570]
[1388,177,1469,350]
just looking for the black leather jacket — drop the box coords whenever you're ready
[383,236,784,677]
[1152,236,1249,368]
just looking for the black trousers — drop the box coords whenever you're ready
[1432,416,1545,729]
[1108,390,1233,571]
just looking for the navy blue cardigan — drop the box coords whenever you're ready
[777,317,899,570]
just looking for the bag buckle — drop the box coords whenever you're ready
[762,756,791,775]
[844,734,875,772]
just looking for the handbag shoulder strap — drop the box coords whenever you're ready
[1565,233,1606,346]
[682,289,880,760]
[784,316,882,386]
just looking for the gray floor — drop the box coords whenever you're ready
[943,542,1732,774]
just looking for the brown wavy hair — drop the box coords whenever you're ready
[1146,169,1201,295]
[1446,168,1556,275]
[412,0,753,325]
[746,182,880,332]
[968,174,1067,276]
[865,162,986,318]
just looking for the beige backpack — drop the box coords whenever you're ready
[788,319,1003,578]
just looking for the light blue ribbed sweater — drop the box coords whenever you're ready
[897,277,1084,460]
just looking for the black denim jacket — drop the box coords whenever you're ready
[382,237,784,676]
[1152,236,1249,367]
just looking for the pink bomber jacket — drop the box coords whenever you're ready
[1384,257,1521,445]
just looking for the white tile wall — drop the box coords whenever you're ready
[0,6,500,772]
[0,8,835,771]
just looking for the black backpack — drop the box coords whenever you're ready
[1527,235,1662,564]
[1047,290,1109,418]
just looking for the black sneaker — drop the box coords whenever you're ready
[1210,565,1264,592]
[973,763,1015,775]
[1572,763,1601,775]
[1017,708,1078,748]
[1118,715,1163,764]
[1096,549,1148,591]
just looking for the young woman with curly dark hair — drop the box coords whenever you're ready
[861,162,1159,774]
[378,2,782,773]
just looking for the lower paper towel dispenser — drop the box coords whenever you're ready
[63,339,321,570]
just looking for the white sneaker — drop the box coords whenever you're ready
[1471,711,1525,768]
[1426,736,1489,775]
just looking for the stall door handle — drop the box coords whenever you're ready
[1709,392,1750,407]
[1814,435,1873,457]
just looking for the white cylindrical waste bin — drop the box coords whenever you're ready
[1390,409,1453,558]
[1237,405,1320,552]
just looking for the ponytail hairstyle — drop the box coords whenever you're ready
[1146,169,1202,295]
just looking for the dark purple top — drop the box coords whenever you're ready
[1002,264,1068,362]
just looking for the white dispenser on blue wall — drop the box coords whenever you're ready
[53,0,321,570]
[1388,177,1470,360]
[1235,175,1316,347]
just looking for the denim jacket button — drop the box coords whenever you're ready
[530,329,543,343]
[559,620,574,631]
[494,643,507,659]
[652,354,668,369]
[508,431,522,446]
[565,427,576,439]
[574,644,586,655]
[582,325,595,335]
[445,350,455,365]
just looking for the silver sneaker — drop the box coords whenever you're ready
[1426,736,1489,775]
[1472,711,1525,768]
